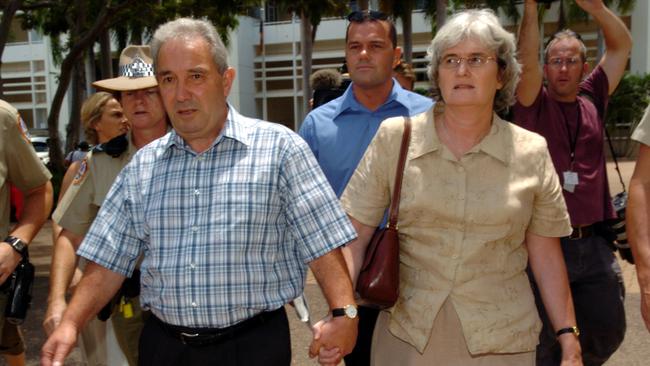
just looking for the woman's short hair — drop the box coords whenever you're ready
[151,17,229,74]
[81,92,115,145]
[426,9,521,112]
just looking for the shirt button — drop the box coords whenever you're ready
[191,226,199,232]
[189,263,196,269]
[191,301,198,307]
[451,254,459,259]
[193,189,200,196]
[456,166,464,173]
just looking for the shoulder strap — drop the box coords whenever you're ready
[580,92,626,192]
[387,118,411,229]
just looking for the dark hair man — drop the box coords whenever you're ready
[300,10,433,366]
[514,0,632,364]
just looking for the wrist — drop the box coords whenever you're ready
[3,235,27,256]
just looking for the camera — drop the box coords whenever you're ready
[610,191,635,264]
[3,252,35,325]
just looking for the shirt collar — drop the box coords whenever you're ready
[409,110,511,165]
[333,78,409,118]
[164,104,250,152]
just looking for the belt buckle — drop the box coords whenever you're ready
[180,332,200,345]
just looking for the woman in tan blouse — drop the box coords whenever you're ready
[324,9,583,366]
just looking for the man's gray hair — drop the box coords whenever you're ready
[151,17,229,73]
[426,9,521,112]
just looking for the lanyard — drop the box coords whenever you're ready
[560,103,581,169]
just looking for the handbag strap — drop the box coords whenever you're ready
[387,118,412,229]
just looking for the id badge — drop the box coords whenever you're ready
[563,171,579,192]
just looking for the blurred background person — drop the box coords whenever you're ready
[47,91,129,366]
[64,141,90,168]
[330,9,581,366]
[393,61,415,91]
[514,1,632,363]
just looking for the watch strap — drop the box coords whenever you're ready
[332,308,346,317]
[556,326,580,338]
[3,236,26,255]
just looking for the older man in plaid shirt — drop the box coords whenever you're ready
[42,18,358,366]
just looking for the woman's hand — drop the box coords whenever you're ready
[559,334,583,366]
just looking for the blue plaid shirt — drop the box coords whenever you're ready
[77,106,356,328]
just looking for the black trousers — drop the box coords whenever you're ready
[138,308,291,366]
[530,235,626,366]
[343,305,380,366]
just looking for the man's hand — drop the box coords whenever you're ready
[575,0,605,14]
[41,320,79,366]
[0,244,22,284]
[43,298,67,336]
[309,314,358,365]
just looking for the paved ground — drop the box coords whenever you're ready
[3,160,649,365]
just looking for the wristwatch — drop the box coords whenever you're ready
[3,236,26,255]
[332,305,358,319]
[556,326,580,338]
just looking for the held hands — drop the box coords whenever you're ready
[309,314,358,365]
[41,320,79,366]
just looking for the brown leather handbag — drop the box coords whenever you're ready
[356,118,411,308]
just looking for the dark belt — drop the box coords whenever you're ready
[568,225,596,240]
[152,308,283,346]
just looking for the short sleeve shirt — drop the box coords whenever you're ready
[77,107,356,328]
[0,99,51,237]
[53,134,137,236]
[513,66,614,225]
[632,104,650,146]
[340,110,571,354]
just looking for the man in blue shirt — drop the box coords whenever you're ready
[300,10,433,366]
[42,18,359,366]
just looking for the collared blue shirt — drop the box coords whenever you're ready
[77,107,356,328]
[299,79,433,197]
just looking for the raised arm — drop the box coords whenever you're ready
[576,0,632,93]
[627,144,650,332]
[527,231,582,365]
[516,0,544,107]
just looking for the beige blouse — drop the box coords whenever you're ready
[341,109,571,354]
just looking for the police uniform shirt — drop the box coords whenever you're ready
[53,134,137,236]
[0,99,52,238]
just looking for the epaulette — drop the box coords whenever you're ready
[93,133,128,158]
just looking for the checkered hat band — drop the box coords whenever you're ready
[119,61,154,78]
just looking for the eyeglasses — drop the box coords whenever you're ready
[347,10,389,22]
[546,57,582,68]
[439,55,499,69]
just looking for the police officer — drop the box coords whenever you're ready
[44,45,168,366]
[0,98,53,366]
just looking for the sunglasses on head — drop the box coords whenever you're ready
[347,10,389,22]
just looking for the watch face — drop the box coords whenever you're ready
[344,306,358,319]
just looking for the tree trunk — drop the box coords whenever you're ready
[64,59,85,154]
[299,11,312,125]
[402,3,413,64]
[99,28,112,79]
[358,0,369,11]
[0,0,23,99]
[436,0,447,31]
[46,1,121,173]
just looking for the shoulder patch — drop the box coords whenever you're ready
[16,113,31,143]
[72,158,89,185]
